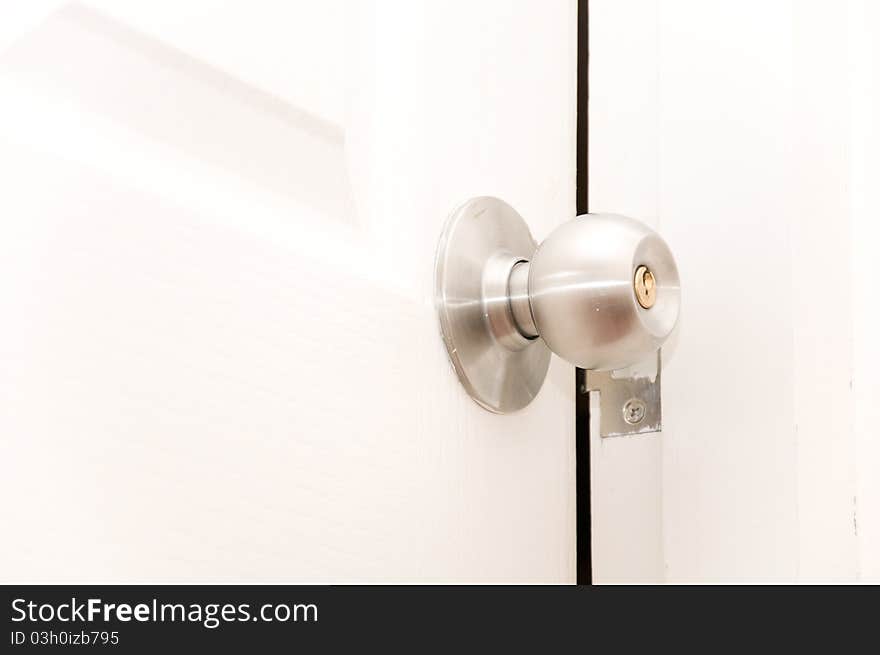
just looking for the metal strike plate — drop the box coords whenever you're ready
[584,351,662,438]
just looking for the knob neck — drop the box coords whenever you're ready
[483,254,534,351]
[508,261,538,339]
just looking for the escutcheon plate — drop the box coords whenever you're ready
[434,197,551,413]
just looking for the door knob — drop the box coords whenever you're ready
[435,196,680,413]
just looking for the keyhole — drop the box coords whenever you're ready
[634,265,657,309]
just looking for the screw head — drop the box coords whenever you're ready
[634,265,656,309]
[622,398,647,425]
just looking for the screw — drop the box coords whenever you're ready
[622,398,647,425]
[634,265,656,309]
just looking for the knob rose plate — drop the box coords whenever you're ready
[434,197,551,413]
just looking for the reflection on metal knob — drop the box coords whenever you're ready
[435,197,680,413]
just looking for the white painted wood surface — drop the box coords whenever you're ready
[850,0,880,582]
[592,0,880,582]
[0,1,577,582]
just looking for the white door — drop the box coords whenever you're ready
[0,1,577,582]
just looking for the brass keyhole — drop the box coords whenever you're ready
[634,265,656,309]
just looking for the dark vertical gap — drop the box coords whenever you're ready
[575,0,592,585]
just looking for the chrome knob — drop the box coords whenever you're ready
[435,197,680,413]
[527,213,680,371]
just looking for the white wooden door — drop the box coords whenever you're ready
[590,0,880,583]
[0,1,577,582]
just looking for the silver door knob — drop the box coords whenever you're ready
[435,197,680,413]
